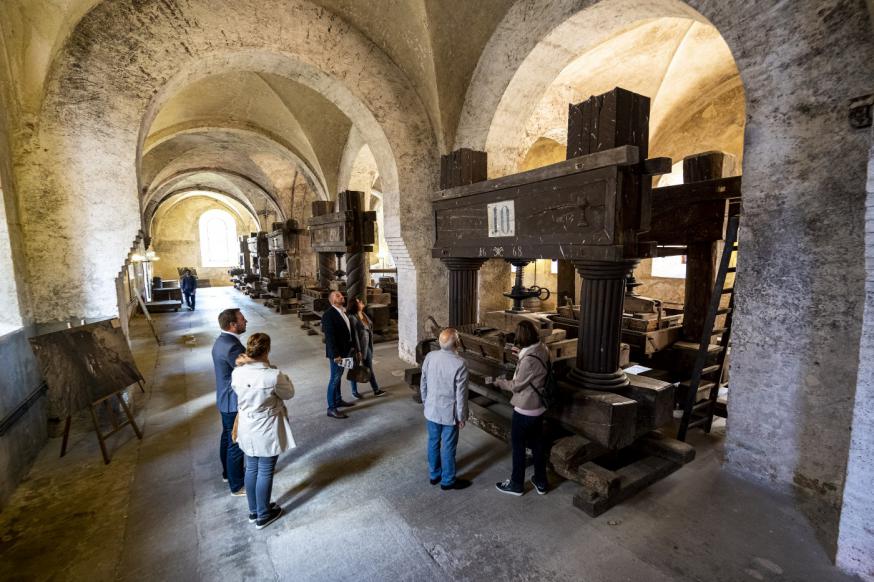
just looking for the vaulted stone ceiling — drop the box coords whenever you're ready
[522,17,744,169]
[0,0,515,224]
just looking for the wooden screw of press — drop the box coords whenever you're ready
[59,388,144,464]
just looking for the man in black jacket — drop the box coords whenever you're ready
[321,291,356,418]
[180,269,197,311]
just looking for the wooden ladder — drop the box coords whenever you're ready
[678,214,739,441]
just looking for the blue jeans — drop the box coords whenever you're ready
[427,420,459,487]
[244,454,278,520]
[349,352,380,396]
[219,412,245,492]
[326,359,345,410]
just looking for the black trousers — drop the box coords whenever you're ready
[510,411,547,487]
[183,292,195,310]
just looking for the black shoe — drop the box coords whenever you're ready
[429,477,440,485]
[495,479,523,496]
[440,478,472,491]
[255,506,283,530]
[530,477,548,496]
[327,408,348,419]
[249,502,279,523]
[373,389,387,397]
[337,400,356,408]
[352,393,364,400]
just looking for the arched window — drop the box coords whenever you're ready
[198,209,238,267]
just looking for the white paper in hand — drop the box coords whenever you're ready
[339,357,356,369]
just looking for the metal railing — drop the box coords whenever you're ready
[0,382,47,437]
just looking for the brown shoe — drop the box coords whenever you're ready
[327,408,348,419]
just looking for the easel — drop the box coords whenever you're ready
[59,386,144,464]
[136,293,161,345]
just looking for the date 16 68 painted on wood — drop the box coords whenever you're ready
[487,200,515,237]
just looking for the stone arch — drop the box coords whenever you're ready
[18,0,440,358]
[143,122,330,202]
[456,0,874,559]
[145,187,263,240]
[144,168,286,233]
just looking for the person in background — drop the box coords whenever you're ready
[232,333,295,530]
[347,296,387,399]
[420,328,471,491]
[180,269,197,311]
[321,291,356,419]
[490,319,549,496]
[211,308,247,496]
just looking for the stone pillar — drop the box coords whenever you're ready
[442,257,487,327]
[569,259,638,391]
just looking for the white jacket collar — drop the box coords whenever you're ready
[518,343,542,361]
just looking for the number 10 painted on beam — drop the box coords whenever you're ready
[487,200,515,237]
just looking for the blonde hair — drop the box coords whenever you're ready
[246,333,271,358]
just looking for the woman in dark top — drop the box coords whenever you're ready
[347,296,387,399]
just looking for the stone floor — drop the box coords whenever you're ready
[0,287,857,581]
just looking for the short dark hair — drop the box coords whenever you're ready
[218,308,241,330]
[246,333,271,358]
[514,320,540,348]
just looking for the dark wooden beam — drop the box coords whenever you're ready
[679,153,729,342]
[433,145,638,202]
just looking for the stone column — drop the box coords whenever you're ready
[569,259,638,390]
[442,257,487,327]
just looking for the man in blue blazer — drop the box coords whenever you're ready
[212,308,247,495]
[321,291,356,419]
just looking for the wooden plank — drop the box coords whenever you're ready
[432,146,638,202]
[616,374,675,436]
[572,454,681,517]
[649,176,741,206]
[550,435,604,469]
[633,431,696,465]
[550,381,638,449]
[468,400,512,443]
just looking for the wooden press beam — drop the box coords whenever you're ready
[439,149,489,327]
[678,152,734,342]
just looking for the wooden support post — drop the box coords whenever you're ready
[569,259,638,391]
[443,258,487,326]
[682,152,728,341]
[340,191,367,301]
[565,88,648,391]
[440,148,489,326]
[59,415,72,458]
[556,260,576,307]
[312,200,336,288]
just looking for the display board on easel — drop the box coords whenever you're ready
[29,318,145,464]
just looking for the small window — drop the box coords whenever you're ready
[651,255,687,279]
[198,209,238,267]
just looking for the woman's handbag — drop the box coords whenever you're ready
[347,364,371,383]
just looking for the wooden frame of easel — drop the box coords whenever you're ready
[59,382,145,464]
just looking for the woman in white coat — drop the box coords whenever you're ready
[231,333,295,529]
